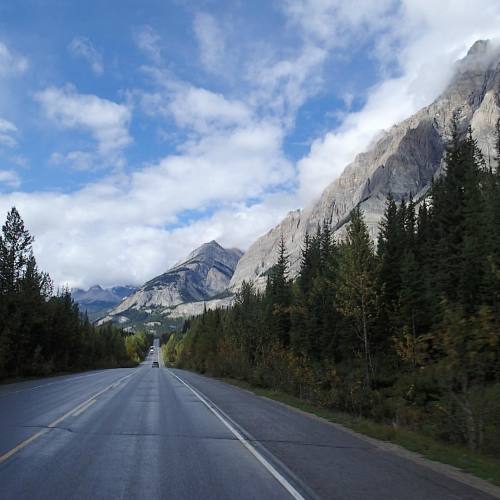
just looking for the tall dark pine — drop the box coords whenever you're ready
[266,235,291,346]
[0,207,34,294]
[376,194,404,338]
[431,118,468,303]
[298,232,313,295]
[460,131,487,312]
[337,207,376,387]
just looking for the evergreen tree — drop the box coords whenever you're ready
[0,207,34,294]
[266,235,291,346]
[337,207,377,387]
[377,194,404,328]
[431,118,469,302]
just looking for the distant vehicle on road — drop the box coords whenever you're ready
[152,361,159,368]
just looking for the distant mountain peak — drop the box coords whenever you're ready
[455,38,500,76]
[466,39,490,57]
[71,284,138,321]
[105,241,243,319]
[181,239,242,265]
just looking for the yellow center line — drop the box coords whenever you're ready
[0,430,48,465]
[71,399,96,417]
[0,370,137,465]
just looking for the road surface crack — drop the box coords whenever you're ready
[20,425,370,449]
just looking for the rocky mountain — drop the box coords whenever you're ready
[100,241,242,327]
[71,285,138,319]
[230,39,500,291]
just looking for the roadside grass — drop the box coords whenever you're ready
[220,377,500,487]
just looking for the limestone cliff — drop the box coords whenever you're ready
[230,40,500,291]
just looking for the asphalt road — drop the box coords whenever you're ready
[0,348,498,500]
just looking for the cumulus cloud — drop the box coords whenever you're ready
[170,87,252,133]
[2,0,500,289]
[35,86,132,167]
[193,13,225,72]
[246,43,327,126]
[134,25,162,64]
[0,41,28,76]
[50,151,96,171]
[295,0,500,203]
[8,154,29,168]
[283,0,397,47]
[68,36,104,75]
[0,122,295,287]
[0,118,18,148]
[139,78,253,134]
[0,170,20,188]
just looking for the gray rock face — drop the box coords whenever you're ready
[108,241,243,315]
[230,39,500,291]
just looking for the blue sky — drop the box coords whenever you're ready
[0,0,381,191]
[0,0,499,287]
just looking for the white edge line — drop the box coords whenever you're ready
[169,369,305,500]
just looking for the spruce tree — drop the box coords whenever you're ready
[266,235,291,346]
[337,207,377,387]
[376,194,404,343]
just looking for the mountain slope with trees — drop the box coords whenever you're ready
[164,122,500,457]
[230,39,500,291]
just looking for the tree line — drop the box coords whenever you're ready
[164,122,500,456]
[0,207,149,379]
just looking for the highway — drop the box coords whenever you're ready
[0,345,498,499]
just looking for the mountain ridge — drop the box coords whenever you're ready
[71,285,138,320]
[100,240,242,328]
[229,39,500,291]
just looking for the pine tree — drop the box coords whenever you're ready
[298,232,313,295]
[337,207,377,387]
[266,235,291,346]
[0,207,34,294]
[460,131,487,312]
[376,194,404,344]
[431,118,469,303]
[0,208,36,375]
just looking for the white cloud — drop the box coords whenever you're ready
[295,0,500,203]
[0,85,294,287]
[50,151,96,171]
[0,170,20,188]
[168,193,297,253]
[246,43,327,126]
[169,86,252,133]
[130,122,292,217]
[137,67,253,133]
[68,36,104,75]
[0,41,28,76]
[193,13,225,72]
[134,25,162,64]
[35,86,132,167]
[9,154,29,168]
[2,1,500,290]
[0,121,294,287]
[0,118,18,148]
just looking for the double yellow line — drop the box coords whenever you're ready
[0,371,136,465]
